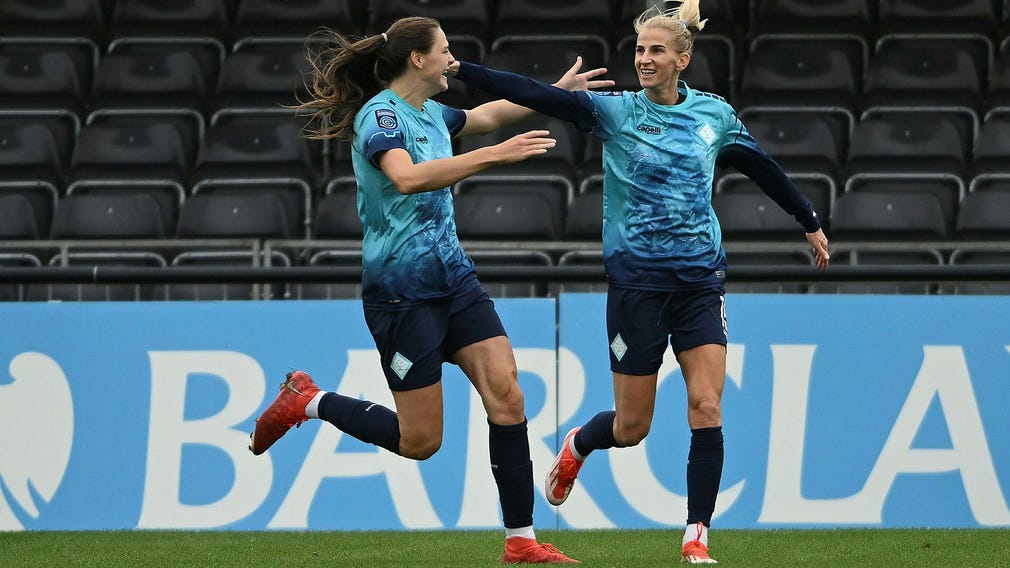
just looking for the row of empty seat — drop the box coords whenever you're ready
[5,1,1010,44]
[2,243,1006,302]
[3,177,1008,247]
[5,30,1010,118]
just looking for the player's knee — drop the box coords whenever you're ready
[689,397,722,427]
[483,372,525,423]
[614,419,651,446]
[400,434,442,460]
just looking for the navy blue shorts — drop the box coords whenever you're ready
[363,285,507,391]
[606,285,727,376]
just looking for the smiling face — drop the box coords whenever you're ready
[635,27,691,102]
[417,27,453,94]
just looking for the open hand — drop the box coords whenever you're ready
[554,55,615,91]
[494,130,556,164]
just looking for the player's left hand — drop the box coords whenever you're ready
[554,55,615,91]
[444,60,460,77]
[806,229,830,270]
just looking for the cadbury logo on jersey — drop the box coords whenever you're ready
[636,124,662,135]
[415,136,429,144]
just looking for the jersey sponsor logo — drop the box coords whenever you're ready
[415,136,429,144]
[635,124,662,135]
[375,109,398,130]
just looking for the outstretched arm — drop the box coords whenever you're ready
[717,144,830,269]
[450,60,601,134]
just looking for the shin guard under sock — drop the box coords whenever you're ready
[317,392,401,455]
[489,419,534,529]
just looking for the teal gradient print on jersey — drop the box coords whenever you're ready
[587,83,760,291]
[352,89,474,306]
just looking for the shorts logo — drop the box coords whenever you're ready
[610,334,628,361]
[390,352,413,380]
[375,109,398,130]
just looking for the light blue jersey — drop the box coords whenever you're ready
[586,83,759,291]
[352,89,471,307]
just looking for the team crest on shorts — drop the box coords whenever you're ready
[375,109,398,130]
[390,352,413,380]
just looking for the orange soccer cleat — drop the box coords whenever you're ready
[545,427,585,506]
[249,370,320,455]
[681,522,718,564]
[501,536,579,564]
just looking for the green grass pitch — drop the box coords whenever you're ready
[3,528,1009,567]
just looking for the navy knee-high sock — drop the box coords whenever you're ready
[317,392,401,455]
[572,410,618,457]
[686,426,724,527]
[489,419,534,529]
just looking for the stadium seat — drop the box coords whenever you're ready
[877,0,999,36]
[176,192,291,239]
[0,39,96,114]
[738,34,865,111]
[863,34,990,111]
[563,191,603,240]
[212,40,311,111]
[988,39,1010,108]
[617,0,746,44]
[494,0,615,40]
[467,249,554,298]
[483,35,609,93]
[50,192,166,239]
[233,0,360,40]
[955,188,1010,239]
[716,172,836,226]
[64,179,184,239]
[0,194,41,241]
[713,190,811,241]
[454,190,561,240]
[845,107,976,177]
[368,0,489,39]
[972,109,1010,174]
[0,115,74,192]
[738,107,853,180]
[69,120,190,184]
[110,0,232,40]
[455,114,583,183]
[750,0,874,36]
[0,0,108,43]
[194,109,319,184]
[830,191,949,241]
[312,191,362,239]
[844,172,964,231]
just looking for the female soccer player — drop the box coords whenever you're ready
[447,0,830,563]
[248,16,611,564]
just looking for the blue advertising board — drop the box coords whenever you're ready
[0,295,1007,531]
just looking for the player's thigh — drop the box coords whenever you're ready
[612,371,659,428]
[391,381,445,447]
[454,335,522,423]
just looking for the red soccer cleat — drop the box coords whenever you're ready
[545,427,586,506]
[681,522,717,564]
[501,536,579,564]
[249,371,320,455]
